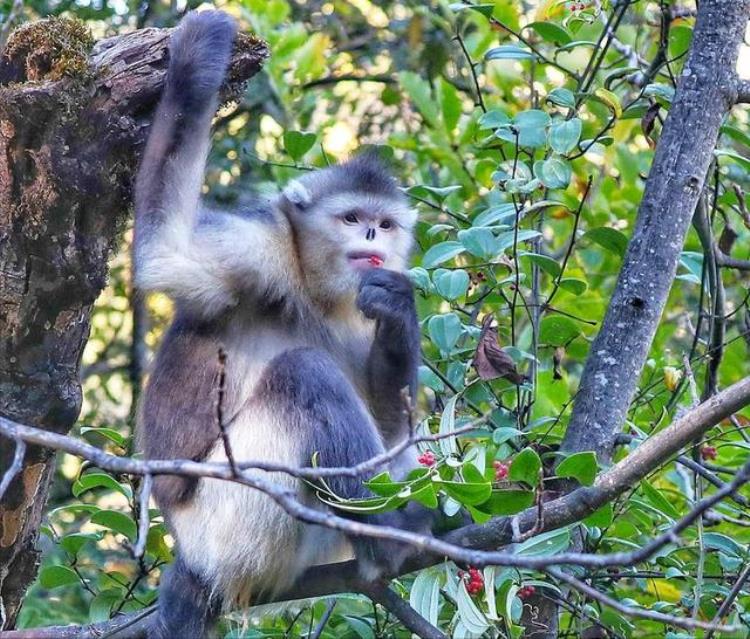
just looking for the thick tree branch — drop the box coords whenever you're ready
[560,0,750,462]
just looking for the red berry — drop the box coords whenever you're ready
[518,585,536,599]
[493,460,509,481]
[462,567,484,594]
[701,446,718,461]
[418,451,436,466]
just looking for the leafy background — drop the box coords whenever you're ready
[5,0,750,636]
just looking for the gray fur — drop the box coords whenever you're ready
[135,11,426,638]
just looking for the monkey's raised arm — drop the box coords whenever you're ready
[134,12,296,319]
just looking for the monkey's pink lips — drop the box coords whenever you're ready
[347,251,385,270]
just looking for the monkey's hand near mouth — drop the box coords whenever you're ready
[358,269,421,448]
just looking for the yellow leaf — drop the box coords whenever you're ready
[663,366,683,391]
[534,0,566,21]
[595,88,623,118]
[645,579,683,603]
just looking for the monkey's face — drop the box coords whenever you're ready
[284,189,416,305]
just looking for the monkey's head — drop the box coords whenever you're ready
[279,153,417,308]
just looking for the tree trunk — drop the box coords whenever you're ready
[522,1,750,636]
[560,0,750,462]
[0,18,267,628]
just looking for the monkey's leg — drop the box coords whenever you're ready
[150,558,221,639]
[258,347,422,577]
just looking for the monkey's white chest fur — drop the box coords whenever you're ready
[170,417,351,607]
[168,326,362,607]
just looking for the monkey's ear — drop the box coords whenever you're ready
[281,180,313,211]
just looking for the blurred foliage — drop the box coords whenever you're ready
[10,0,750,636]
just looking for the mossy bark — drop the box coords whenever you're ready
[0,19,267,628]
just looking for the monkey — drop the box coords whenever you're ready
[134,10,428,638]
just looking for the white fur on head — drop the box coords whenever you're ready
[282,179,313,209]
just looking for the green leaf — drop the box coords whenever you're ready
[479,489,534,515]
[433,269,470,300]
[556,451,598,486]
[439,395,460,457]
[639,480,680,520]
[409,266,432,292]
[283,130,316,161]
[428,313,463,353]
[419,366,445,392]
[408,184,463,202]
[509,448,542,486]
[39,565,80,589]
[643,83,675,107]
[521,253,561,277]
[458,227,498,259]
[439,77,462,133]
[584,503,614,528]
[516,528,571,556]
[89,589,122,623]
[146,525,173,563]
[495,229,541,253]
[526,21,572,45]
[409,570,441,628]
[537,157,572,189]
[478,109,511,130]
[473,203,515,227]
[80,426,126,447]
[703,533,744,558]
[60,532,102,556]
[90,510,137,542]
[486,45,535,60]
[410,483,439,509]
[449,2,494,18]
[539,315,582,346]
[547,87,576,109]
[548,118,582,154]
[500,110,550,148]
[456,580,490,635]
[492,427,524,445]
[559,278,587,295]
[438,479,492,505]
[583,227,628,257]
[73,472,131,499]
[422,241,465,268]
[399,71,439,127]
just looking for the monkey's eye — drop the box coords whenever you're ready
[379,220,393,230]
[344,212,359,224]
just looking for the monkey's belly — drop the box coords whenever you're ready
[169,411,352,608]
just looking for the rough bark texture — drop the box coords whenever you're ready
[0,18,267,628]
[560,0,750,462]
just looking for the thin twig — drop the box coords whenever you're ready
[132,474,152,559]
[547,566,738,632]
[0,437,26,501]
[705,562,750,639]
[310,600,337,639]
[215,348,237,475]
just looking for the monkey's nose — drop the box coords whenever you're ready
[366,228,376,241]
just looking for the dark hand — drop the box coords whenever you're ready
[356,269,416,328]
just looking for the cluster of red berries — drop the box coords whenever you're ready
[493,460,510,481]
[518,585,536,599]
[459,567,484,595]
[701,445,718,461]
[568,1,592,10]
[417,450,437,466]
